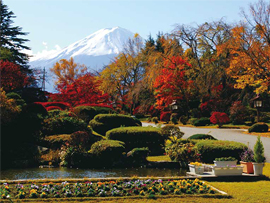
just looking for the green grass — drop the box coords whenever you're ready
[146,155,171,162]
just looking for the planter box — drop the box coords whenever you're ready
[188,164,204,174]
[214,160,237,167]
[240,161,254,174]
[212,166,243,176]
[253,162,264,176]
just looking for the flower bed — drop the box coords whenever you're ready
[0,179,217,200]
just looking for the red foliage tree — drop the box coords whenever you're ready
[153,56,193,112]
[50,73,109,106]
[0,60,28,92]
[210,112,230,128]
[160,112,171,123]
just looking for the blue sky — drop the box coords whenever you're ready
[6,0,257,56]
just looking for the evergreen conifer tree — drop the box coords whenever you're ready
[0,0,30,68]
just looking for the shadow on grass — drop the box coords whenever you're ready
[202,175,270,183]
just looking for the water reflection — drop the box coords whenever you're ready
[0,167,187,180]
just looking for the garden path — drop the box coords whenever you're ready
[142,122,270,163]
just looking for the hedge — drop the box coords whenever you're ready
[188,134,217,140]
[42,134,72,149]
[42,116,89,136]
[195,140,247,163]
[248,123,269,133]
[126,147,149,165]
[193,117,211,126]
[89,140,125,167]
[106,126,164,155]
[89,114,141,135]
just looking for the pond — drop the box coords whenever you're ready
[0,167,187,180]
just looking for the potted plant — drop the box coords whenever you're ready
[240,148,254,174]
[188,162,204,174]
[253,136,265,175]
[214,157,237,167]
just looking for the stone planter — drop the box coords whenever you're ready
[188,164,204,174]
[212,166,243,176]
[214,160,237,167]
[240,161,254,174]
[252,162,264,176]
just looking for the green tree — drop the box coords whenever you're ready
[0,0,30,67]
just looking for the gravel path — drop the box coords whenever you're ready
[142,122,270,162]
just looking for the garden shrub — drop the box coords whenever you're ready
[188,118,198,125]
[46,106,62,111]
[47,109,77,118]
[43,134,72,149]
[259,112,270,123]
[170,113,178,124]
[73,106,97,123]
[152,117,158,124]
[127,147,149,165]
[70,131,100,150]
[195,140,247,163]
[210,112,230,127]
[89,114,141,135]
[42,116,89,136]
[165,142,200,165]
[179,115,188,125]
[35,102,71,110]
[166,139,247,164]
[160,125,184,142]
[188,134,217,140]
[6,92,26,108]
[248,123,269,133]
[106,126,164,155]
[193,117,211,126]
[89,140,125,167]
[160,112,171,123]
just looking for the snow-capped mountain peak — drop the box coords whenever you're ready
[29,27,136,92]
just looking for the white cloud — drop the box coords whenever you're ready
[29,43,62,61]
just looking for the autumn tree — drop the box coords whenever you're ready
[153,56,193,115]
[217,0,270,94]
[0,60,28,92]
[100,34,145,112]
[50,57,87,88]
[51,73,109,106]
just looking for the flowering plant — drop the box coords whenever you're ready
[189,162,202,166]
[240,148,254,162]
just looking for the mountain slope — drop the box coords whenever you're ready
[29,27,135,92]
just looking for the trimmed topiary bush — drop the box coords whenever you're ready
[106,126,164,155]
[188,134,217,140]
[195,140,247,163]
[188,118,198,125]
[89,114,141,135]
[73,106,97,123]
[248,123,269,133]
[42,134,72,149]
[127,147,149,165]
[179,115,188,125]
[193,117,211,126]
[42,116,89,136]
[160,125,184,142]
[89,140,125,167]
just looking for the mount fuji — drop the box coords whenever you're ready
[29,27,136,92]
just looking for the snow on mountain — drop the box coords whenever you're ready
[29,27,135,92]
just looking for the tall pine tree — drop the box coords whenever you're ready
[0,0,30,68]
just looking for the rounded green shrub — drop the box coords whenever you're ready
[73,106,97,123]
[188,134,217,140]
[89,140,125,167]
[179,115,188,125]
[42,116,89,136]
[106,126,164,155]
[127,147,149,165]
[48,110,77,118]
[160,125,184,141]
[248,123,269,133]
[42,134,72,149]
[89,114,141,135]
[195,140,247,163]
[188,118,198,125]
[193,117,211,126]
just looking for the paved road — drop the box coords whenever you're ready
[142,122,270,162]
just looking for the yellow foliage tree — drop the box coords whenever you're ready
[50,57,87,87]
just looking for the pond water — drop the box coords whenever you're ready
[0,167,187,180]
